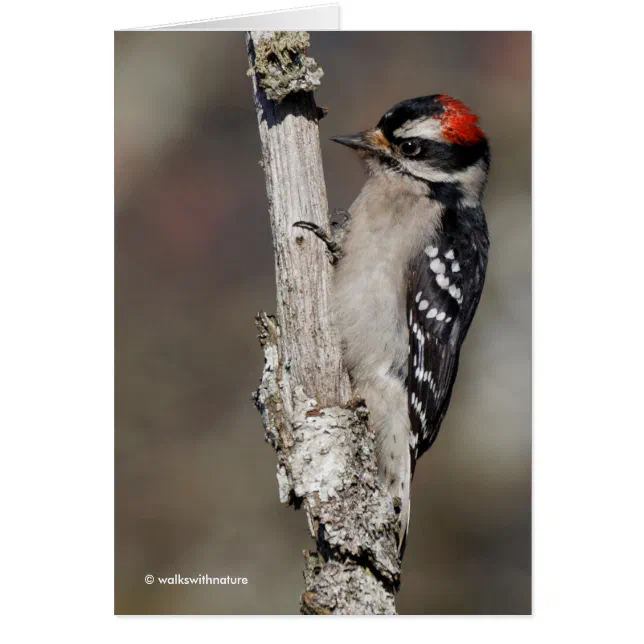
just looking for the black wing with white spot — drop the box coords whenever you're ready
[407,207,489,469]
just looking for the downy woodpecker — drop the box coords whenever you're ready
[330,95,490,552]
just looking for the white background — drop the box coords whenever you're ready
[1,0,643,640]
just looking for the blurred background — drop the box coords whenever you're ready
[115,31,531,615]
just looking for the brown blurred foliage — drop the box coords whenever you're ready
[115,31,531,614]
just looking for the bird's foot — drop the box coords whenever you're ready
[294,210,349,265]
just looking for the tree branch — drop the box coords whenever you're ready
[247,31,401,615]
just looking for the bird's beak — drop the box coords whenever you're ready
[330,128,391,156]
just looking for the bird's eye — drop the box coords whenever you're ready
[400,141,421,156]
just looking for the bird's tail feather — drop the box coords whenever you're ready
[397,450,412,554]
[379,446,412,556]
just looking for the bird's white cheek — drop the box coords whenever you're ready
[400,159,452,183]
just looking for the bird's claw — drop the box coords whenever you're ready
[293,219,344,265]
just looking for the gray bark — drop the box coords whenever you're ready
[247,31,401,615]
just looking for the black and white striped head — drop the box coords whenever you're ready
[332,95,490,208]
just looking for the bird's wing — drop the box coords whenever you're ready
[407,220,488,469]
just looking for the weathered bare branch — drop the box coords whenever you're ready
[247,30,400,615]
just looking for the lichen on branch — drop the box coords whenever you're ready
[253,313,400,614]
[248,31,324,102]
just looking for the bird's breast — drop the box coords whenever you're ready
[333,176,443,387]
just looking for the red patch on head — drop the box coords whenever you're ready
[434,95,485,145]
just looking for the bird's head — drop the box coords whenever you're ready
[331,95,490,207]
